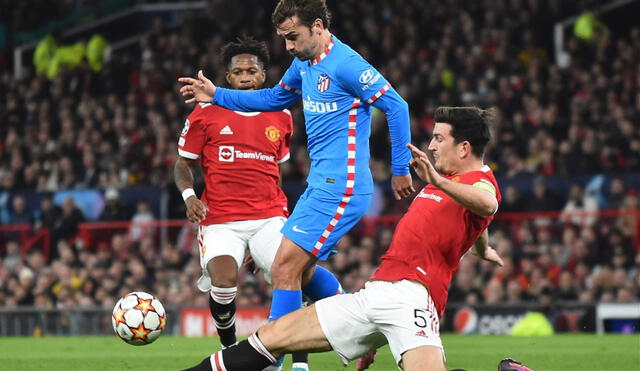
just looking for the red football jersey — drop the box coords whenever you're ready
[371,165,501,318]
[177,103,292,225]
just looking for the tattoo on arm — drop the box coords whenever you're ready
[174,157,196,192]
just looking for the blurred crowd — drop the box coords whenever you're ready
[0,0,639,311]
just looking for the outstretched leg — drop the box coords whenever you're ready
[181,305,331,371]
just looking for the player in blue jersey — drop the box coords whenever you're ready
[179,1,413,369]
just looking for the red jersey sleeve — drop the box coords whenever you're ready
[177,104,208,159]
[462,166,502,212]
[277,109,293,163]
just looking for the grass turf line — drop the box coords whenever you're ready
[0,334,637,370]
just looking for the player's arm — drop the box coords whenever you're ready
[179,63,301,111]
[470,229,504,266]
[408,144,498,217]
[370,91,414,199]
[336,56,414,199]
[174,157,208,223]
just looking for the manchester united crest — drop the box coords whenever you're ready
[265,125,281,142]
[317,73,330,92]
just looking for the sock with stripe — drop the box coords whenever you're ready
[191,333,276,371]
[302,265,345,301]
[209,286,237,348]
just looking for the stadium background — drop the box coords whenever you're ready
[0,0,639,369]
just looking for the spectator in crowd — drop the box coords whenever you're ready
[0,1,638,317]
[9,195,33,225]
[56,197,85,242]
[99,188,130,221]
[561,183,599,226]
[36,195,62,231]
[128,200,155,242]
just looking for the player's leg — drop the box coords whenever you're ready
[180,305,330,371]
[371,280,446,371]
[206,256,239,348]
[301,264,345,301]
[268,236,315,319]
[273,188,371,314]
[197,224,247,348]
[249,216,317,370]
[181,288,385,371]
[400,347,446,371]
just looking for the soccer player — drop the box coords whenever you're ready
[174,36,296,358]
[180,107,504,371]
[179,2,414,367]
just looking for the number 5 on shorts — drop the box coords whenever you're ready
[413,309,427,328]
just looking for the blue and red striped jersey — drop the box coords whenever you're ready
[213,35,411,195]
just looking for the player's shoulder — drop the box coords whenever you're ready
[463,165,500,196]
[332,36,366,62]
[189,102,220,116]
[262,109,293,131]
[192,102,236,120]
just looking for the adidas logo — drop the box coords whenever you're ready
[415,330,428,338]
[219,125,233,135]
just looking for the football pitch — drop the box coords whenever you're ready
[1,334,638,370]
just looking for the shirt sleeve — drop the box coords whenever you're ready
[177,105,207,159]
[213,61,301,112]
[278,110,293,163]
[467,171,500,214]
[370,91,411,176]
[335,55,391,104]
[336,55,411,175]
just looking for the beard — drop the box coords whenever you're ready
[289,49,314,61]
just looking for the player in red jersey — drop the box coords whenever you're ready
[174,36,295,355]
[180,107,521,371]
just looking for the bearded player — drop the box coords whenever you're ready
[179,2,413,368]
[178,107,531,371]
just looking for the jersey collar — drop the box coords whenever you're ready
[309,35,334,66]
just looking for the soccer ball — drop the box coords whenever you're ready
[112,291,167,345]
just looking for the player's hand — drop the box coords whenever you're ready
[185,196,208,223]
[391,174,415,200]
[243,254,260,274]
[472,245,504,267]
[178,70,216,104]
[407,143,442,187]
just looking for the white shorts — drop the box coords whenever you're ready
[315,280,443,369]
[196,216,285,291]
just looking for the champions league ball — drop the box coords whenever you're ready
[112,292,167,345]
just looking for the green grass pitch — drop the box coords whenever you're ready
[1,334,638,370]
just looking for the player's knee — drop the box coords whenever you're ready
[271,259,308,286]
[208,260,238,288]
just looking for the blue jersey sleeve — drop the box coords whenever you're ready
[213,61,301,111]
[336,55,390,104]
[337,56,411,176]
[371,90,411,176]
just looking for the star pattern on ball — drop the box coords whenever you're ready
[113,307,126,326]
[134,298,155,316]
[131,324,151,341]
[159,315,167,330]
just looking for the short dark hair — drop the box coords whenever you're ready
[272,0,331,29]
[220,35,270,70]
[434,106,495,157]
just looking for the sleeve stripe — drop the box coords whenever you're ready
[472,181,497,196]
[278,81,301,95]
[365,83,391,104]
[178,149,199,159]
[278,152,290,163]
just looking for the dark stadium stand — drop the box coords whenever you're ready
[0,1,638,331]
